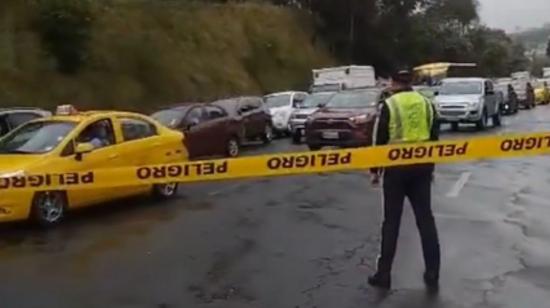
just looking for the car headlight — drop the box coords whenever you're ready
[349,114,368,124]
[0,170,26,178]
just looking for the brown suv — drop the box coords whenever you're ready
[213,96,273,144]
[305,88,386,150]
[152,103,243,159]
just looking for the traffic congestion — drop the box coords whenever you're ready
[1,64,550,226]
[2,63,550,308]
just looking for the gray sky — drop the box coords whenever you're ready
[479,0,550,32]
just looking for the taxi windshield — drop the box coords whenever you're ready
[0,121,76,154]
[326,90,379,108]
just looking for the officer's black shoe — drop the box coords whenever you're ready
[368,272,391,290]
[423,272,439,292]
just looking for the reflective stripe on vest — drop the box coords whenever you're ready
[385,92,433,144]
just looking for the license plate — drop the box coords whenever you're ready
[322,131,339,140]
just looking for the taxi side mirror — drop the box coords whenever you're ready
[75,142,94,161]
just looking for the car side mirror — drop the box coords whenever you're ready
[75,142,94,161]
[433,91,439,96]
[317,103,326,108]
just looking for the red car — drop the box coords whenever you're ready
[152,103,243,159]
[305,88,386,150]
[213,96,273,144]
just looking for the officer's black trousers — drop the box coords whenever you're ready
[377,164,441,275]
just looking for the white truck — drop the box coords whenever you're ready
[543,67,550,79]
[311,65,376,93]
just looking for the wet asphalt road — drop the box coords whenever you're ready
[2,108,550,308]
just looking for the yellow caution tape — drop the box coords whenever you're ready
[2,132,550,191]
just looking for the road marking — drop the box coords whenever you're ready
[446,171,471,198]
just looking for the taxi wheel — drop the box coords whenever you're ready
[153,183,179,200]
[31,191,67,227]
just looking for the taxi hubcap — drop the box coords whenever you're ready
[39,193,63,223]
[160,183,177,196]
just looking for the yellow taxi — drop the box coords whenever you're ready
[0,105,188,226]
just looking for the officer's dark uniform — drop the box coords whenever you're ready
[368,72,441,290]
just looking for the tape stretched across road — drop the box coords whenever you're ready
[2,132,550,191]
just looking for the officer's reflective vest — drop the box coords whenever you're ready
[385,92,434,144]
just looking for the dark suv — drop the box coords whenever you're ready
[305,88,386,150]
[0,108,51,137]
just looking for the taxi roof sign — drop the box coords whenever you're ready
[56,104,78,116]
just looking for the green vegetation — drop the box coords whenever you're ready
[273,0,529,77]
[0,0,333,110]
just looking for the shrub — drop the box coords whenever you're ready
[35,0,94,74]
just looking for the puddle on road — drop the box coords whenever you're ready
[0,195,215,262]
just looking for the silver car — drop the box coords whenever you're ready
[434,78,501,131]
[288,92,336,144]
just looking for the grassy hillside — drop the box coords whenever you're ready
[0,0,333,111]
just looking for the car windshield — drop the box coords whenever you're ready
[300,93,335,108]
[325,90,379,108]
[0,121,75,154]
[496,85,509,94]
[440,81,483,95]
[265,95,291,108]
[151,109,185,128]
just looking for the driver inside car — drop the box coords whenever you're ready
[79,122,112,149]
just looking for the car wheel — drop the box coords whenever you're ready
[226,137,240,158]
[31,191,67,227]
[492,110,502,127]
[451,123,459,132]
[292,132,302,144]
[153,183,179,200]
[476,109,488,130]
[308,145,321,151]
[261,124,273,144]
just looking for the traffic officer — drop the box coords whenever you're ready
[368,69,441,291]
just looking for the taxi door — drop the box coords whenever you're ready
[109,115,174,198]
[59,117,126,208]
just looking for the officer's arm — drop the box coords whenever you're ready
[430,102,439,142]
[370,103,390,175]
[373,103,390,146]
